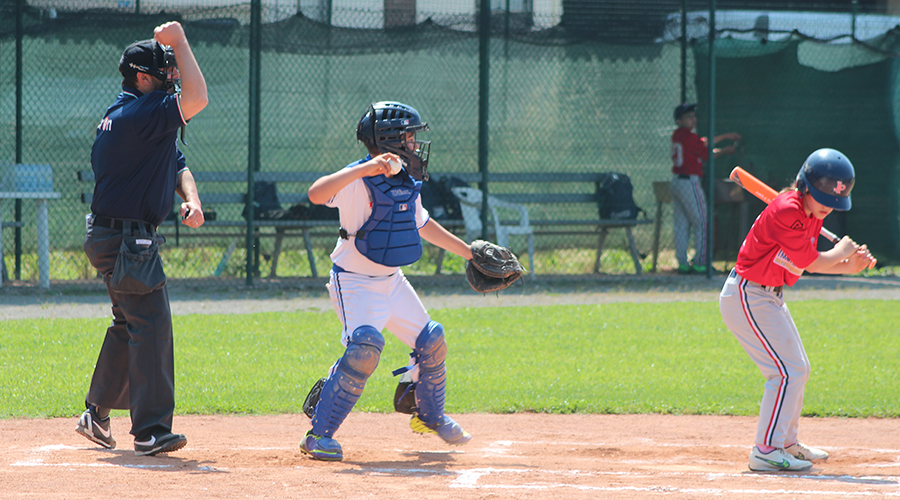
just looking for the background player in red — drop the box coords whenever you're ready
[719,148,874,471]
[669,103,741,274]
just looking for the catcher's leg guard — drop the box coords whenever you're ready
[311,326,384,437]
[412,321,447,425]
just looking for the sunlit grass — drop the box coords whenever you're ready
[2,301,897,419]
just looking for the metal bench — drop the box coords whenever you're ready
[430,172,653,275]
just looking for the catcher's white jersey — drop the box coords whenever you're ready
[325,169,429,276]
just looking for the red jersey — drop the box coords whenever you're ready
[671,127,708,177]
[735,191,822,287]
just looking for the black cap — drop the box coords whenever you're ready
[119,39,167,81]
[674,102,697,120]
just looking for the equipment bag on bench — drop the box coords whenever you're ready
[596,172,644,220]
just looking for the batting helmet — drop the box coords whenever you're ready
[357,102,431,181]
[796,148,855,211]
[119,39,178,92]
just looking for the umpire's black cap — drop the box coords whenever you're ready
[119,39,167,81]
[674,102,697,120]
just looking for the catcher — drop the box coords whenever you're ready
[298,101,523,462]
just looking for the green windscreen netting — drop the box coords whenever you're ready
[1,1,898,284]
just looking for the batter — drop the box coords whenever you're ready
[719,148,873,471]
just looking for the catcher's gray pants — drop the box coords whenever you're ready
[670,174,708,267]
[719,269,809,449]
[83,220,175,439]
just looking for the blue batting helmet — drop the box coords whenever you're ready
[796,148,855,211]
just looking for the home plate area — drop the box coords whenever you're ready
[4,413,899,499]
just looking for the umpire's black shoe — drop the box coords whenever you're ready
[134,432,187,456]
[75,406,116,449]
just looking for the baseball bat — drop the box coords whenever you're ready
[729,166,876,268]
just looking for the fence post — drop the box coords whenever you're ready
[478,0,491,240]
[246,0,262,286]
[705,0,716,279]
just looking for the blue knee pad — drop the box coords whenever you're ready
[312,326,384,437]
[413,321,447,425]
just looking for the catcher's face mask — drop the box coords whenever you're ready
[399,128,431,182]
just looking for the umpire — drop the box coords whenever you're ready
[76,21,208,456]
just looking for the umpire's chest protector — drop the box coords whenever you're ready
[356,173,423,266]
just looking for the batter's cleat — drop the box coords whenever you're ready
[785,442,829,462]
[748,446,813,472]
[299,430,343,461]
[134,432,187,456]
[410,415,472,445]
[75,407,116,449]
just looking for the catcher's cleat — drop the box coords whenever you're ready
[75,407,116,449]
[410,415,472,445]
[748,446,813,472]
[785,442,829,462]
[300,430,343,461]
[134,431,187,456]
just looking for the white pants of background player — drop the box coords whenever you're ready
[719,270,810,449]
[670,174,708,267]
[326,268,427,381]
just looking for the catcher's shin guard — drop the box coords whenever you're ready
[413,321,447,425]
[311,326,384,437]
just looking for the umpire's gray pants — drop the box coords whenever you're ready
[83,221,175,439]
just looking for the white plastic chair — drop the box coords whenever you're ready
[451,186,535,274]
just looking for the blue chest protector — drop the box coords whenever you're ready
[355,173,423,267]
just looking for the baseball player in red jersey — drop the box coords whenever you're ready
[719,148,874,472]
[670,103,741,273]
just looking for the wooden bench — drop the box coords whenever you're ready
[429,172,653,275]
[78,170,340,278]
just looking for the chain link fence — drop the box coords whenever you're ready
[1,0,896,286]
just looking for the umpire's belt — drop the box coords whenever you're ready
[91,215,155,233]
[729,269,783,294]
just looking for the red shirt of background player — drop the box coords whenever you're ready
[671,127,708,177]
[734,191,822,287]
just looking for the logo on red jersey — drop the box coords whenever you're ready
[790,220,804,230]
[833,181,847,194]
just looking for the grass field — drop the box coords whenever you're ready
[2,299,898,420]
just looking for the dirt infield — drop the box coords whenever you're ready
[4,413,899,499]
[3,274,900,498]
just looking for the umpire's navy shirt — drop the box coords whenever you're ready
[90,86,187,227]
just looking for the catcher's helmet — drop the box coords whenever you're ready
[357,101,431,181]
[119,39,178,92]
[796,148,855,211]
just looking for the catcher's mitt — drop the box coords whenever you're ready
[466,240,525,293]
